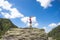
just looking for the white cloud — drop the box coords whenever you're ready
[36,0,54,8]
[21,16,39,27]
[31,17,36,22]
[1,12,10,18]
[43,27,47,30]
[10,8,24,18]
[0,0,12,10]
[21,17,37,23]
[33,23,39,27]
[27,23,30,27]
[0,0,39,28]
[57,23,60,25]
[48,22,60,28]
[21,17,29,23]
[43,22,60,33]
[45,22,60,33]
[48,23,57,28]
[43,27,48,32]
[0,8,2,12]
[1,8,24,18]
[27,23,39,28]
[0,0,24,18]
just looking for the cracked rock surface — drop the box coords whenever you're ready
[1,28,47,40]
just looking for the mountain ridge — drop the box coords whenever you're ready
[48,25,60,40]
[0,18,18,38]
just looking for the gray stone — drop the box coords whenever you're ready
[1,28,47,40]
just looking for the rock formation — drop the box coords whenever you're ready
[1,28,47,40]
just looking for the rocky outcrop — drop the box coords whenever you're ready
[0,18,17,39]
[1,28,47,40]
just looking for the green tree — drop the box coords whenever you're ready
[48,25,60,40]
[0,18,18,38]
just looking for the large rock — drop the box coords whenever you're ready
[1,28,47,40]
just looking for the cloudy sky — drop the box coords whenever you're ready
[0,0,60,33]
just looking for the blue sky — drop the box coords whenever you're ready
[0,0,60,33]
